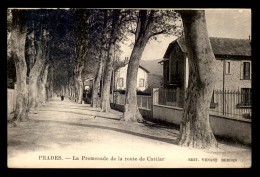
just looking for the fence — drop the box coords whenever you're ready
[155,88,252,120]
[110,91,152,110]
[156,88,185,108]
[8,88,16,114]
[210,89,252,119]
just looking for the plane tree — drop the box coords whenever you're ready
[99,9,122,112]
[122,9,182,122]
[177,10,218,149]
[89,10,108,108]
[98,9,137,112]
[9,9,28,123]
[89,10,122,109]
[74,9,90,103]
[50,9,77,100]
[25,10,57,117]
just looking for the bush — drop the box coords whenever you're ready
[137,88,151,95]
[114,89,151,96]
[114,89,125,94]
[113,88,153,96]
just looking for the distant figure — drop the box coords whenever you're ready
[61,95,64,101]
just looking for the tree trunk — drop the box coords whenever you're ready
[77,80,83,104]
[75,64,84,104]
[10,10,28,123]
[66,84,70,98]
[121,10,155,122]
[177,10,217,149]
[91,54,103,107]
[121,38,148,122]
[72,87,76,101]
[67,76,73,100]
[27,45,45,112]
[61,85,65,97]
[75,79,79,102]
[38,63,49,105]
[46,65,53,100]
[69,83,73,100]
[100,10,120,112]
[100,44,114,112]
[74,85,78,102]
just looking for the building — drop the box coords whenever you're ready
[159,36,251,117]
[160,36,251,91]
[139,59,163,90]
[114,60,150,91]
[83,79,93,91]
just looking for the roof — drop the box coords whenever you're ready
[115,61,150,73]
[140,59,163,75]
[158,58,169,64]
[113,60,125,71]
[139,64,150,73]
[163,36,251,59]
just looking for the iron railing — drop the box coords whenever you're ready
[210,89,252,119]
[156,88,252,119]
[111,88,252,119]
[157,88,185,108]
[111,91,152,110]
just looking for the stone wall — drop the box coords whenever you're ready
[153,104,251,145]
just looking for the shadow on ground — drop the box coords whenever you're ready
[33,119,178,145]
[37,109,121,120]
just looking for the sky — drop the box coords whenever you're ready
[120,9,251,61]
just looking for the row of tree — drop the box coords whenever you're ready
[8,9,218,149]
[8,9,73,123]
[88,9,183,122]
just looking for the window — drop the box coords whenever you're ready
[139,78,145,87]
[241,88,251,106]
[225,61,231,74]
[243,62,251,79]
[117,78,124,87]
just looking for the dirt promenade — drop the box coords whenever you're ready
[7,97,251,168]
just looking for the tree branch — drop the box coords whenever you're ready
[145,10,155,30]
[149,30,167,38]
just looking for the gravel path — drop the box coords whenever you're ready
[7,97,251,168]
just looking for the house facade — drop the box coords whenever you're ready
[114,63,150,91]
[159,36,251,117]
[160,36,251,91]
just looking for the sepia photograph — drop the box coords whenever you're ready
[7,8,252,168]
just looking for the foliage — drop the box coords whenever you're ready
[9,8,183,102]
[114,89,126,94]
[114,88,151,95]
[136,88,151,95]
[125,10,183,46]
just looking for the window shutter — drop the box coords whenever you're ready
[169,56,171,83]
[240,61,244,79]
[250,61,252,80]
[243,62,251,80]
[225,61,231,74]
